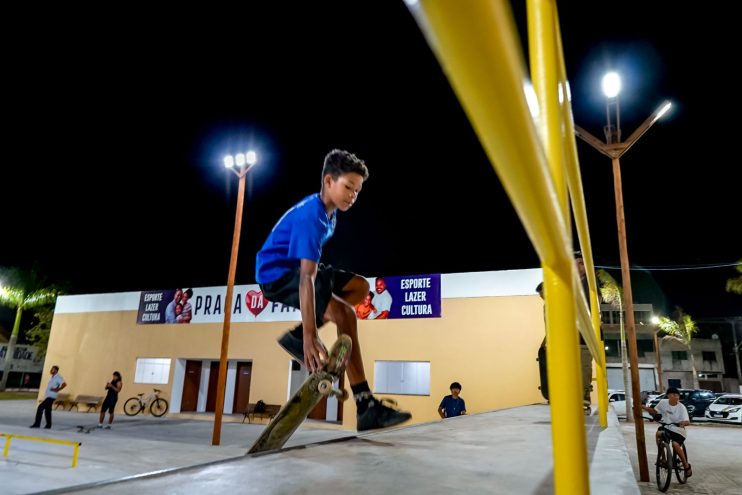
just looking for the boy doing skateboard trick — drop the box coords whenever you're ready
[255,149,411,431]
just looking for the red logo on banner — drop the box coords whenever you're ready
[246,290,267,316]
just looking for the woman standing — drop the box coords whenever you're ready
[98,371,123,429]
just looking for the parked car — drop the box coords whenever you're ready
[648,388,716,420]
[641,390,661,405]
[704,394,742,424]
[608,390,628,417]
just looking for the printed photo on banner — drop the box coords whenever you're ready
[137,288,194,324]
[355,274,441,320]
[136,285,301,325]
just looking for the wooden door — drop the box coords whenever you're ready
[181,360,202,412]
[206,361,220,412]
[233,361,253,413]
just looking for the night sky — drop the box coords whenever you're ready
[1,2,739,333]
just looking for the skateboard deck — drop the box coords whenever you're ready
[537,344,549,401]
[76,424,97,433]
[248,334,352,454]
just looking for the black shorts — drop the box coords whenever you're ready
[663,429,686,445]
[101,396,118,414]
[259,264,356,328]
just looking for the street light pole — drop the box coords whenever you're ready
[575,71,671,483]
[212,150,257,446]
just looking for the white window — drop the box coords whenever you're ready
[374,361,430,395]
[134,358,171,384]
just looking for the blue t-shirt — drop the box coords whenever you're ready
[439,395,466,417]
[256,193,336,284]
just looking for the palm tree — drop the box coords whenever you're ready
[726,259,742,295]
[657,308,700,389]
[597,269,632,421]
[0,267,58,391]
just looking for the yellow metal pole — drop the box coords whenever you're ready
[528,1,589,493]
[407,0,571,267]
[1,433,82,467]
[551,2,608,428]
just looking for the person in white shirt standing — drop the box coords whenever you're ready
[30,365,66,429]
[642,387,692,477]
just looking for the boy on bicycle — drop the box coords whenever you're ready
[642,387,692,476]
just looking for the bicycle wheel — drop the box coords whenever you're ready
[674,444,688,484]
[124,397,142,416]
[150,397,169,417]
[656,441,673,492]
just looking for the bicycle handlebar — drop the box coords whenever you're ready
[645,414,682,427]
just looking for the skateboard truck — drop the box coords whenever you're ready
[248,335,352,454]
[317,379,350,401]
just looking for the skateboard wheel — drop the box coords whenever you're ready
[318,379,333,396]
[338,389,350,402]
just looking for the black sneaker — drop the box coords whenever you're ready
[277,330,304,365]
[357,396,412,432]
[29,424,40,428]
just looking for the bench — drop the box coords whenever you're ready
[53,393,72,410]
[69,394,104,412]
[242,403,281,423]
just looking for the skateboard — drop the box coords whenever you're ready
[76,424,97,434]
[248,334,352,454]
[537,343,549,401]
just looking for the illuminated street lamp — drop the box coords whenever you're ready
[212,149,258,446]
[574,71,671,482]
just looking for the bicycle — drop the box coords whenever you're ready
[123,388,169,417]
[650,415,690,492]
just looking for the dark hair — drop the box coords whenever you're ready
[321,149,369,188]
[113,371,122,379]
[665,387,680,395]
[183,288,194,298]
[450,382,462,390]
[573,250,583,259]
[535,282,543,293]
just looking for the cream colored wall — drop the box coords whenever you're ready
[43,295,546,428]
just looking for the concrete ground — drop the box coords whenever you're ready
[1,400,351,495]
[2,399,644,495]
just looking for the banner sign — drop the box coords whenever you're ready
[0,344,45,372]
[136,273,441,325]
[137,286,300,324]
[355,274,441,320]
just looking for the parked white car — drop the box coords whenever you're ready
[608,390,628,417]
[704,394,742,424]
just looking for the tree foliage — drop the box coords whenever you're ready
[726,260,742,295]
[0,266,61,390]
[26,306,55,360]
[597,269,623,307]
[658,307,700,389]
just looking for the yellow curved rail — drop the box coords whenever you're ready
[1,432,81,468]
[406,1,610,493]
